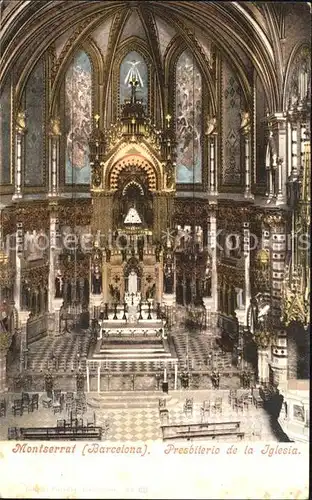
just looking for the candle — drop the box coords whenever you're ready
[164,367,167,382]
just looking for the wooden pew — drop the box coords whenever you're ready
[161,421,244,441]
[8,425,102,441]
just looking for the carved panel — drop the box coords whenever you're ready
[221,59,243,187]
[0,78,11,185]
[24,58,45,187]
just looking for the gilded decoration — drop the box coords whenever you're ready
[49,117,61,137]
[15,111,26,133]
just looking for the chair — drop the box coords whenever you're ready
[28,393,39,412]
[42,397,52,409]
[53,390,62,403]
[12,399,23,416]
[87,412,96,427]
[159,398,166,410]
[200,400,210,422]
[183,397,193,417]
[52,391,62,414]
[57,419,66,428]
[0,399,6,417]
[215,398,223,414]
[8,427,19,440]
[21,392,30,412]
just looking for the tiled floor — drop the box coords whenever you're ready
[22,328,243,375]
[0,389,280,442]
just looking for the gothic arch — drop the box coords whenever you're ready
[107,155,158,192]
[165,34,216,116]
[51,39,103,117]
[282,42,311,112]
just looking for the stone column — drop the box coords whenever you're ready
[257,347,270,384]
[18,310,30,373]
[0,348,8,392]
[205,208,218,326]
[14,222,23,311]
[268,113,287,204]
[266,214,286,327]
[97,363,101,393]
[12,112,26,200]
[174,362,178,390]
[48,118,61,197]
[205,116,218,195]
[86,363,90,393]
[240,114,253,199]
[270,329,288,386]
[243,222,251,311]
[291,120,298,176]
[48,209,58,312]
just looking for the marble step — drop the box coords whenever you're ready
[87,391,173,409]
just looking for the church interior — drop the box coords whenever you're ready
[0,1,310,443]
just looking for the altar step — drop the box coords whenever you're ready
[100,347,166,354]
[87,391,172,409]
[93,351,173,359]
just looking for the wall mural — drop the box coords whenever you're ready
[119,51,148,105]
[0,79,11,185]
[24,59,45,186]
[222,60,242,186]
[176,50,202,184]
[65,50,92,185]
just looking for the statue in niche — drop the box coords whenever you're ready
[164,265,174,294]
[92,160,102,188]
[16,111,26,133]
[155,243,162,263]
[105,247,111,262]
[109,284,120,302]
[240,111,251,133]
[137,238,144,261]
[92,265,102,294]
[55,270,63,299]
[205,115,217,136]
[49,117,61,137]
[203,276,212,297]
[166,161,175,189]
[128,269,138,295]
[146,283,156,300]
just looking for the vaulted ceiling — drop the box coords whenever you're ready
[0,1,310,111]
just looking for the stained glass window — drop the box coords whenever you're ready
[119,51,148,105]
[176,50,202,184]
[65,51,92,185]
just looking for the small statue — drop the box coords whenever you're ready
[55,270,63,299]
[205,115,217,136]
[166,161,175,189]
[92,265,102,294]
[105,247,111,262]
[155,243,162,263]
[240,111,251,133]
[92,160,102,188]
[164,265,174,294]
[16,111,26,133]
[49,117,61,136]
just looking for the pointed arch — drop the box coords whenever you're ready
[283,43,311,111]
